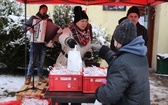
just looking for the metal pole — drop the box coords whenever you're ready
[146,5,150,32]
[24,0,27,78]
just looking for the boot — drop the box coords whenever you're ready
[25,77,31,85]
[38,77,47,83]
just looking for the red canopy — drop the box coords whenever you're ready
[17,0,167,6]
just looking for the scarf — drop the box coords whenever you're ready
[68,22,91,46]
[36,12,49,20]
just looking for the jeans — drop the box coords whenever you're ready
[26,42,46,78]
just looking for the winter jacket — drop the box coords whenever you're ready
[56,27,92,66]
[95,36,150,105]
[136,22,148,46]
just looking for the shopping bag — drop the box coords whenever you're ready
[94,99,102,105]
[67,45,82,72]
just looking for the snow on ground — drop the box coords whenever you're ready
[149,77,168,105]
[0,74,168,104]
[0,75,25,102]
[0,75,38,102]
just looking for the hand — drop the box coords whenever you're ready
[101,79,107,84]
[27,27,34,33]
[66,38,77,48]
[46,40,54,48]
[91,43,102,51]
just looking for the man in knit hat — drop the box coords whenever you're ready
[94,19,150,105]
[110,6,148,51]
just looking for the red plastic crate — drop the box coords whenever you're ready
[49,74,82,91]
[0,100,22,105]
[83,76,106,93]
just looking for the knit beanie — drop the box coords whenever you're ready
[126,6,140,18]
[113,19,137,45]
[74,6,88,23]
[39,4,48,11]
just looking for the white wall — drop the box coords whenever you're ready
[26,5,127,36]
[26,4,55,18]
[84,5,127,35]
[152,3,168,71]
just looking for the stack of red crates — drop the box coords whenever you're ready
[48,67,107,93]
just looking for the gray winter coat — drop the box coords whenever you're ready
[95,36,150,105]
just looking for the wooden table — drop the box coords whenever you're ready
[44,91,95,105]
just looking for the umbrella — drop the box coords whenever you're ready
[16,0,167,6]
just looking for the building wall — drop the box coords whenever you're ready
[83,5,127,35]
[26,4,55,18]
[152,3,168,71]
[26,5,127,35]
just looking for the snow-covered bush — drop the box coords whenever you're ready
[92,24,110,46]
[53,5,74,29]
[91,24,110,63]
[0,0,28,72]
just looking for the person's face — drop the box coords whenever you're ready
[40,7,48,15]
[76,19,88,30]
[114,39,122,50]
[127,13,139,24]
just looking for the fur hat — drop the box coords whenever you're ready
[74,6,88,23]
[113,19,137,45]
[126,6,140,18]
[39,4,48,11]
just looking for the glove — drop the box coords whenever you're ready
[84,51,92,58]
[66,38,77,48]
[91,43,102,51]
[101,79,107,84]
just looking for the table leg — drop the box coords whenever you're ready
[51,99,55,105]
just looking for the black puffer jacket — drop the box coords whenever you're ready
[136,22,148,46]
[96,36,150,105]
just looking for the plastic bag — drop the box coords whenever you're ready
[67,45,82,72]
[94,99,102,105]
[22,97,49,105]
